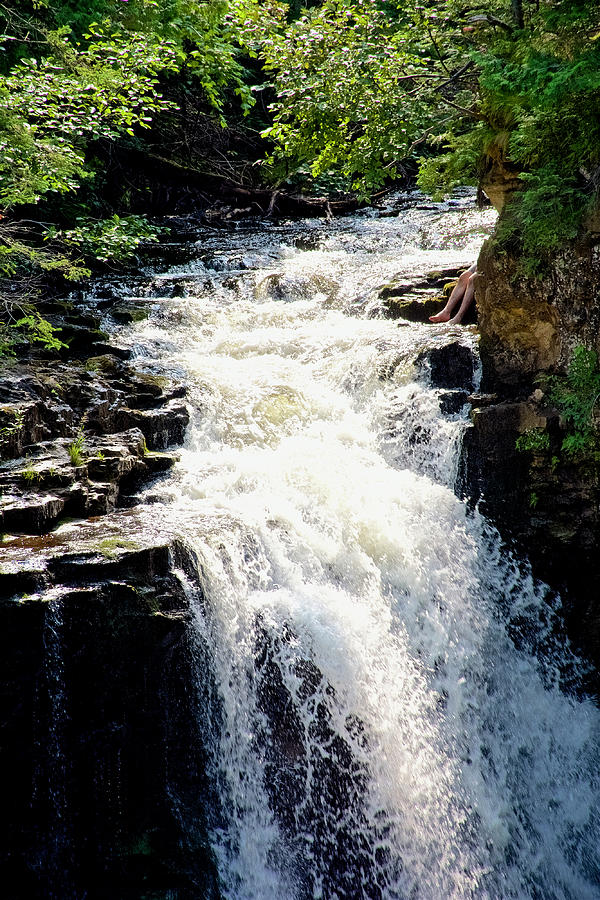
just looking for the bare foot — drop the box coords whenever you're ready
[429,310,451,323]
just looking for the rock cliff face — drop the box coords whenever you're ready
[0,522,221,899]
[0,284,220,897]
[476,238,600,390]
[464,216,600,662]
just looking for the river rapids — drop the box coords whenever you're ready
[106,193,599,899]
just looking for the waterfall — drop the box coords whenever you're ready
[112,195,600,899]
[33,594,76,899]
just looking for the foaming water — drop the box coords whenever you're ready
[110,195,599,898]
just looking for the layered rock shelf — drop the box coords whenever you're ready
[377,265,476,324]
[0,256,224,897]
[0,355,188,537]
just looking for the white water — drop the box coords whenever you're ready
[114,195,599,899]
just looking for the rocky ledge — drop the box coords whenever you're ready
[377,265,477,324]
[0,279,220,897]
[0,353,189,536]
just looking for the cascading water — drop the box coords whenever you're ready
[108,193,600,899]
[33,594,76,898]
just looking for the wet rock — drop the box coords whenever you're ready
[293,232,322,250]
[65,312,102,330]
[460,392,600,661]
[83,482,120,517]
[109,303,149,324]
[476,239,600,389]
[49,540,172,585]
[481,159,522,214]
[57,322,110,354]
[116,402,190,450]
[82,354,121,375]
[255,271,338,303]
[1,494,66,535]
[384,296,446,322]
[426,267,471,286]
[0,566,46,599]
[89,342,132,359]
[416,341,477,391]
[439,390,469,415]
[254,625,386,899]
[0,374,77,458]
[0,425,177,534]
[0,521,220,899]
[469,224,600,660]
[144,450,180,473]
[467,392,499,408]
[137,241,198,268]
[378,265,476,323]
[0,348,185,535]
[123,373,187,410]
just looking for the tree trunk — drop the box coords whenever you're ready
[511,0,524,28]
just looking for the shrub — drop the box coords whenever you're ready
[546,346,600,461]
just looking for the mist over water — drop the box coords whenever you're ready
[114,195,600,899]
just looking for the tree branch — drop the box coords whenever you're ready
[437,96,485,119]
[467,14,513,33]
[436,61,475,92]
[426,24,451,76]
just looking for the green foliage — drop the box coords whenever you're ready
[0,409,24,442]
[0,222,87,355]
[233,0,447,194]
[14,315,65,350]
[0,17,181,318]
[0,26,181,211]
[0,0,257,332]
[234,0,600,264]
[1,0,596,330]
[0,226,91,282]
[0,311,66,356]
[546,346,600,461]
[417,125,493,198]
[68,429,86,466]
[496,168,586,275]
[515,428,550,454]
[416,0,600,263]
[49,215,166,264]
[22,456,41,483]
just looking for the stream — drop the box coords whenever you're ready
[97,192,599,899]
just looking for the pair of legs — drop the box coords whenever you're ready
[429,264,477,324]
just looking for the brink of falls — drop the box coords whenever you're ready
[2,193,599,899]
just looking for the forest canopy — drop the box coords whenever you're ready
[234,0,600,265]
[1,0,599,350]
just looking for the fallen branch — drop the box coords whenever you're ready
[467,14,514,33]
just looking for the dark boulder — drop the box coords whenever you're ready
[416,341,477,391]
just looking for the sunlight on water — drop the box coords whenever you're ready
[115,194,600,899]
